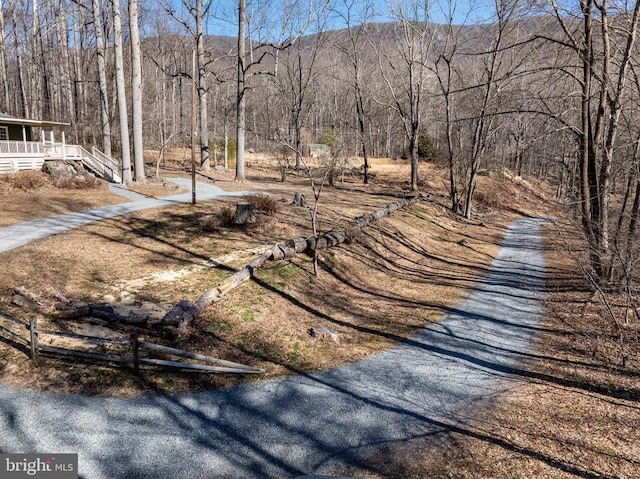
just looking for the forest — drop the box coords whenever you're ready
[1,0,640,288]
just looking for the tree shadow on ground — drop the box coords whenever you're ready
[1,219,637,478]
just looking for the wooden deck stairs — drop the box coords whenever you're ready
[0,141,122,183]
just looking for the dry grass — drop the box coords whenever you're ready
[245,193,279,216]
[3,156,636,477]
[0,170,50,190]
[126,177,186,197]
[0,171,126,226]
[0,158,550,396]
[336,216,640,479]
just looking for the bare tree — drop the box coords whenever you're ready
[130,0,145,181]
[372,0,434,191]
[156,0,215,172]
[195,0,210,171]
[270,29,326,170]
[234,0,320,180]
[550,0,640,280]
[91,0,112,155]
[331,0,376,184]
[112,0,133,183]
[54,0,75,127]
[8,0,29,117]
[462,0,522,219]
[431,0,468,212]
[236,0,246,180]
[0,5,10,109]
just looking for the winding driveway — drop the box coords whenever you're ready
[0,178,253,254]
[0,182,547,478]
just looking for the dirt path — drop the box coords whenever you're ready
[0,217,547,479]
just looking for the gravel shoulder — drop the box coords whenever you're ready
[0,217,547,478]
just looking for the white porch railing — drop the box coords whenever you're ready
[44,144,121,183]
[0,140,45,173]
[91,146,120,174]
[0,140,44,155]
[0,140,121,183]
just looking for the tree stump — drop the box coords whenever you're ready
[292,192,306,207]
[234,202,256,224]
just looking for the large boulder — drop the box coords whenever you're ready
[43,161,92,183]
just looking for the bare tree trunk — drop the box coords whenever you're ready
[130,0,145,182]
[92,0,112,155]
[31,0,50,120]
[55,0,75,125]
[196,0,209,171]
[26,0,38,119]
[235,0,246,181]
[552,0,640,280]
[0,6,10,108]
[613,171,635,258]
[224,120,229,169]
[334,3,372,184]
[433,13,461,214]
[9,0,29,118]
[463,5,509,219]
[598,0,640,279]
[464,116,486,219]
[356,89,369,184]
[112,0,132,184]
[581,0,606,277]
[410,118,420,191]
[71,2,86,138]
[446,109,458,212]
[626,174,640,256]
[371,6,431,193]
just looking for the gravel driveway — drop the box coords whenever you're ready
[0,217,547,479]
[0,178,251,254]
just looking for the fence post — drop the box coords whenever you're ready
[132,331,139,375]
[29,316,38,362]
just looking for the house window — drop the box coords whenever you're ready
[0,126,8,140]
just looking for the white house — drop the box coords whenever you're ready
[0,112,121,183]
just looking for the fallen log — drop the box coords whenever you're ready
[285,237,308,253]
[162,250,273,335]
[12,287,146,326]
[51,305,92,319]
[162,195,423,335]
[14,286,50,305]
[351,196,421,228]
[11,294,53,315]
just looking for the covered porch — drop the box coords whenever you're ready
[0,114,70,173]
[0,113,120,182]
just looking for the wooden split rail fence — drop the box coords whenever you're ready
[0,312,260,374]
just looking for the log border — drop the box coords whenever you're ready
[162,195,424,334]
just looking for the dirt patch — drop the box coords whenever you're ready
[0,159,554,396]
